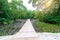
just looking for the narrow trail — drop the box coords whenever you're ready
[0,19,36,35]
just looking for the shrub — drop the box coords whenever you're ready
[35,21,60,32]
[42,13,60,24]
[0,18,8,24]
[27,10,35,18]
[0,0,29,24]
[34,10,43,19]
[35,8,60,24]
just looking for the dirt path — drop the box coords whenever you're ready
[0,19,36,35]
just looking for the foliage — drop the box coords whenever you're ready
[34,10,43,19]
[34,2,60,24]
[42,14,60,24]
[29,0,60,23]
[27,10,35,18]
[19,10,35,19]
[0,0,10,24]
[44,7,60,24]
[34,8,60,24]
[9,0,28,19]
[0,26,20,36]
[35,20,60,32]
[29,0,60,12]
[0,0,30,24]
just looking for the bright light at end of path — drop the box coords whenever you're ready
[22,0,36,10]
[8,0,11,3]
[8,0,36,10]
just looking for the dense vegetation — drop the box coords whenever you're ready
[29,0,60,24]
[35,9,60,24]
[0,0,60,25]
[35,20,60,32]
[0,0,60,35]
[0,0,35,24]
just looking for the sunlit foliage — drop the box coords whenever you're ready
[29,0,59,11]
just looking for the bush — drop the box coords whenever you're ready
[0,18,8,24]
[34,10,43,19]
[35,9,60,24]
[27,10,35,18]
[35,21,60,32]
[42,13,60,24]
[0,0,33,24]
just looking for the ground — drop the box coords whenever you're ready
[0,33,60,40]
[0,19,36,36]
[0,19,60,36]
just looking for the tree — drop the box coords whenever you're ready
[29,0,59,11]
[0,0,11,24]
[29,0,60,24]
[0,0,27,24]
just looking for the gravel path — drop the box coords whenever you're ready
[0,33,60,40]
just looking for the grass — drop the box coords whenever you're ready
[34,20,60,33]
[0,25,20,36]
